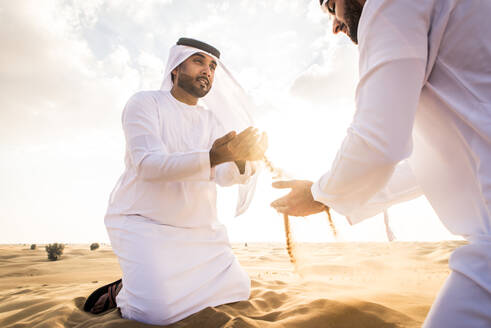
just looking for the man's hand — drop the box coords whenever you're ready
[210,130,236,167]
[271,180,327,217]
[234,160,246,174]
[210,127,268,167]
[228,127,268,162]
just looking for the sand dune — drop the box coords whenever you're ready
[0,241,465,327]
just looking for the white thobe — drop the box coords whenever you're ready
[105,90,253,325]
[311,0,491,326]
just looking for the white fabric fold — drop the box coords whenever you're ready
[215,161,255,187]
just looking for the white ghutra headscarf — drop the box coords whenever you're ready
[160,38,260,216]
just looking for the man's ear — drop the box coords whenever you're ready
[171,67,178,83]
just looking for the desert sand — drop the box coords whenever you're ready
[0,241,465,327]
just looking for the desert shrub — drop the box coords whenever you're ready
[30,244,36,250]
[90,243,100,251]
[45,243,65,261]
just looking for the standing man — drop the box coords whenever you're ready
[85,38,267,326]
[272,0,491,326]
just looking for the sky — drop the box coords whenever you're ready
[0,0,459,243]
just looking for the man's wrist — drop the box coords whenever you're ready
[209,149,220,167]
[209,149,232,168]
[235,160,246,174]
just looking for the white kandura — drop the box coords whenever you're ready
[312,0,491,326]
[104,43,258,326]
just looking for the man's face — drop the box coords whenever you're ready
[172,52,217,98]
[322,0,363,44]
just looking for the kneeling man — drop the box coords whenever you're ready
[85,37,267,326]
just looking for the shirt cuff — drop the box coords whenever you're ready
[312,178,357,226]
[193,150,213,181]
[243,161,255,180]
[311,179,329,206]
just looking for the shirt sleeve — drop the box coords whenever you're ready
[214,161,255,187]
[312,58,426,220]
[344,160,423,224]
[123,92,212,182]
[311,0,431,221]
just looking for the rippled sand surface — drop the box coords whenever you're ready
[0,241,465,327]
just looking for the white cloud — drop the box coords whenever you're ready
[290,39,359,105]
[137,50,165,89]
[0,0,140,145]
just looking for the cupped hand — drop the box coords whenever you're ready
[228,127,267,160]
[241,130,268,161]
[210,127,268,167]
[270,180,327,217]
[209,130,237,167]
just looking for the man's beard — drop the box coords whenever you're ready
[344,0,363,44]
[177,72,211,98]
